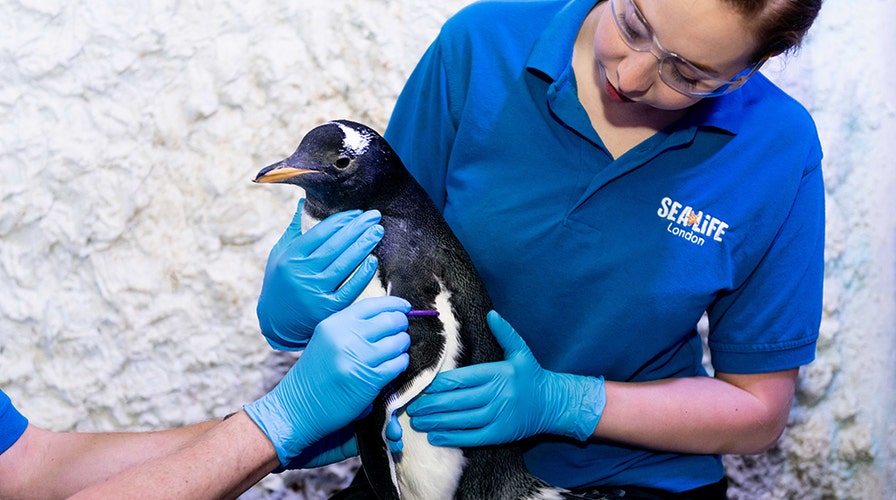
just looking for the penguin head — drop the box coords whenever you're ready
[254,120,405,212]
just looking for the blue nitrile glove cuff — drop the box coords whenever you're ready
[260,324,308,351]
[281,425,357,472]
[244,392,312,467]
[279,414,404,471]
[550,373,606,442]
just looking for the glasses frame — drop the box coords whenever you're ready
[609,0,767,98]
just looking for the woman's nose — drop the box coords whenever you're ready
[616,51,659,94]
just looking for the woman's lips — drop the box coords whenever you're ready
[605,77,634,103]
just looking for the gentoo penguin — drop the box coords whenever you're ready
[254,120,587,500]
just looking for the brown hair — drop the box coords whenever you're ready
[722,0,823,62]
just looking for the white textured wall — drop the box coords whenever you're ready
[728,1,896,498]
[0,0,892,498]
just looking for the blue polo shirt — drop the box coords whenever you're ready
[385,0,823,492]
[1,388,28,455]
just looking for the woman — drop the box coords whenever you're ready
[257,0,824,497]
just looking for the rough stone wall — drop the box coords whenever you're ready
[0,0,464,496]
[723,1,896,498]
[0,0,892,499]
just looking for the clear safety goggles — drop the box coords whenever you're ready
[609,0,767,98]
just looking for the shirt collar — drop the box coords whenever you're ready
[685,89,747,135]
[526,0,596,82]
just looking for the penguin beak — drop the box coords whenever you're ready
[253,162,314,184]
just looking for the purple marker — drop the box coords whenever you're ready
[407,309,440,318]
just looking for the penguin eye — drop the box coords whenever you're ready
[334,157,351,169]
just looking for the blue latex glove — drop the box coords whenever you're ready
[286,416,404,469]
[257,199,385,350]
[406,310,606,447]
[245,296,411,466]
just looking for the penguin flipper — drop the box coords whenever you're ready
[356,402,400,500]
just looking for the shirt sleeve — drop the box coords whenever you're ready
[383,31,460,211]
[707,161,825,374]
[0,388,29,455]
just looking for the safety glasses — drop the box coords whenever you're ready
[609,0,767,98]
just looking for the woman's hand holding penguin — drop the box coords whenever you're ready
[407,310,607,447]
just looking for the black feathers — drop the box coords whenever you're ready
[256,120,587,500]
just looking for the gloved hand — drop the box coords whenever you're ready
[285,415,404,469]
[407,310,605,447]
[257,199,385,350]
[245,296,411,466]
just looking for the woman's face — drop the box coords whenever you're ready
[593,0,760,111]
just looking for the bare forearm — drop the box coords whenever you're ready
[0,419,218,499]
[592,369,798,455]
[71,411,279,499]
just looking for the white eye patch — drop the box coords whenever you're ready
[335,121,371,157]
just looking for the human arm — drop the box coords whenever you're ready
[69,412,277,500]
[82,296,410,498]
[595,369,797,455]
[0,419,218,499]
[2,296,410,499]
[408,311,796,456]
[71,411,407,500]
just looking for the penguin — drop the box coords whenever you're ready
[254,120,589,500]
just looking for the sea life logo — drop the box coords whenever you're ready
[656,197,729,246]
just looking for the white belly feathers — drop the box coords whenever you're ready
[302,210,466,499]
